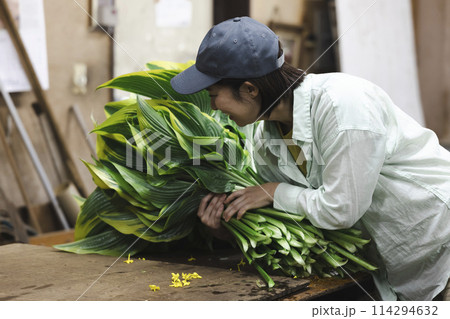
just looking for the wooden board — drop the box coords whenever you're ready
[282,273,372,300]
[28,229,75,247]
[0,244,309,301]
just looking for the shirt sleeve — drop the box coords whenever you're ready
[273,128,386,230]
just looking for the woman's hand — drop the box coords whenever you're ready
[197,183,280,239]
[222,182,280,222]
[197,193,227,229]
[197,193,233,240]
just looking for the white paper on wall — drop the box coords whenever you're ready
[0,0,49,92]
[155,0,192,28]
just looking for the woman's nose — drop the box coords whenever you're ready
[210,99,217,110]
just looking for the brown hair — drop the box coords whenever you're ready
[217,43,306,116]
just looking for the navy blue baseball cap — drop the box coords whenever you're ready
[171,16,285,94]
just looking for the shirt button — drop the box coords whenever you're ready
[233,17,241,22]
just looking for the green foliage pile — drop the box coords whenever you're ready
[56,61,376,287]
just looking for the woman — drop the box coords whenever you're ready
[171,16,450,301]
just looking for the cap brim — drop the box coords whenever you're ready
[170,64,221,94]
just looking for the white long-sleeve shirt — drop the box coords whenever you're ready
[253,73,450,300]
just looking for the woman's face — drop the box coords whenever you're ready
[206,83,263,127]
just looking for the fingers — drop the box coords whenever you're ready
[197,193,226,229]
[236,207,247,220]
[210,194,226,226]
[224,189,244,204]
[223,194,247,222]
[197,193,214,217]
[199,184,278,227]
[222,184,277,221]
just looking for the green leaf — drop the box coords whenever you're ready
[93,102,138,140]
[73,188,112,240]
[55,228,148,256]
[181,165,236,193]
[97,69,211,113]
[104,98,138,118]
[98,209,147,236]
[83,159,151,210]
[96,135,132,168]
[146,60,194,71]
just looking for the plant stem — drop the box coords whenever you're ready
[329,243,378,271]
[256,208,306,222]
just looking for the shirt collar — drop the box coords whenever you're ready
[291,74,313,143]
[260,74,313,150]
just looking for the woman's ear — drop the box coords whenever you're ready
[241,81,260,99]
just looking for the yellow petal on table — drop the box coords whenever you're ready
[123,253,134,264]
[189,272,202,279]
[149,285,160,291]
[169,281,183,288]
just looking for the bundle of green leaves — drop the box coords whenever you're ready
[56,61,377,288]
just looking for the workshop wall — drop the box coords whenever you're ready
[112,0,305,101]
[113,0,213,100]
[413,0,450,143]
[0,0,110,208]
[336,0,425,126]
[250,0,306,25]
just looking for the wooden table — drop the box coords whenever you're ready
[0,243,369,301]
